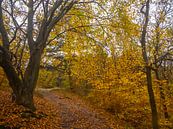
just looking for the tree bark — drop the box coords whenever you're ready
[146,67,159,129]
[21,48,43,111]
[155,69,169,119]
[140,0,159,128]
[0,47,21,95]
[0,46,43,111]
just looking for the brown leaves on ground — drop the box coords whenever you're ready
[39,89,122,129]
[0,90,61,129]
[0,89,122,129]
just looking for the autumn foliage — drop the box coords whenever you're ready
[0,0,173,129]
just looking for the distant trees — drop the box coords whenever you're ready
[50,0,173,128]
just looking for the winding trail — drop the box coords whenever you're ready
[37,89,120,129]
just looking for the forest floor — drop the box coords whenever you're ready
[37,89,122,129]
[0,88,123,129]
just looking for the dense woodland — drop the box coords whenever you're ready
[0,0,173,128]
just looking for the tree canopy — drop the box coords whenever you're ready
[0,0,173,128]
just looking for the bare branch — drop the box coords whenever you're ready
[47,24,105,45]
[46,0,63,25]
[47,1,76,32]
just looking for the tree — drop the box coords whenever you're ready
[0,0,77,111]
[140,0,159,128]
[151,0,173,119]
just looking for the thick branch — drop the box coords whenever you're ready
[36,0,76,49]
[46,0,63,25]
[0,46,22,95]
[0,1,10,49]
[27,0,35,51]
[47,1,76,33]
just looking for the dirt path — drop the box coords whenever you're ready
[38,89,120,129]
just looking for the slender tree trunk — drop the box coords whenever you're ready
[154,16,169,120]
[146,67,159,129]
[155,69,169,119]
[140,0,159,128]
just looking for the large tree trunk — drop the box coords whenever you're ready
[17,48,43,111]
[0,47,42,111]
[15,87,35,111]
